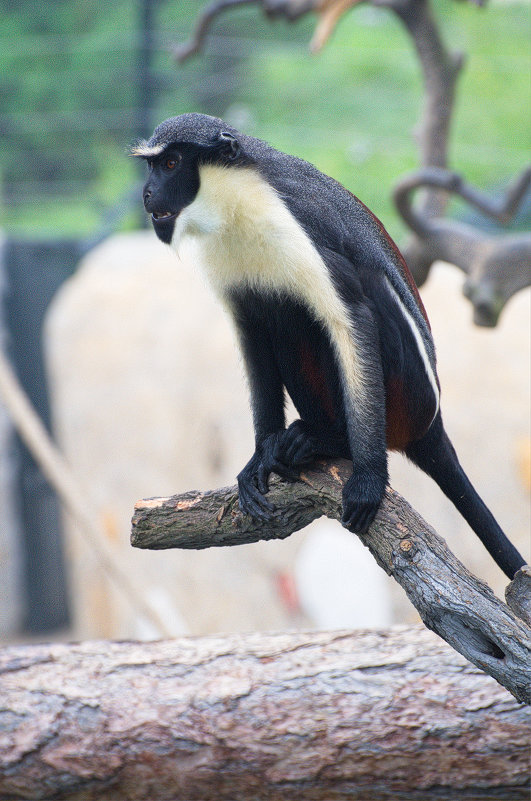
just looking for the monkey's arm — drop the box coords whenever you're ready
[319,249,389,533]
[337,302,389,533]
[268,248,389,534]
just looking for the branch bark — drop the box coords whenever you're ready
[1,629,529,800]
[132,460,531,705]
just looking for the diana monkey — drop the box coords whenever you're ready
[133,113,525,580]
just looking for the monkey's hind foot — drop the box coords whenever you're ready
[237,433,300,521]
[274,420,346,466]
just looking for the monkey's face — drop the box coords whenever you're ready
[142,144,201,245]
[140,131,242,245]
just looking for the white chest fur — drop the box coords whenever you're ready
[172,166,342,321]
[171,163,366,408]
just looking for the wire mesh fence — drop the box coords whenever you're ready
[2,1,529,240]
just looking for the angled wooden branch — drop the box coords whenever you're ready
[174,0,489,63]
[0,346,172,637]
[174,0,258,63]
[173,0,353,63]
[132,459,531,705]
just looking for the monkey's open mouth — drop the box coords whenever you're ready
[151,211,178,222]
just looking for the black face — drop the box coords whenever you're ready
[142,143,201,244]
[140,131,243,244]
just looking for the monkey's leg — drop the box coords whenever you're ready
[237,432,300,520]
[232,301,299,520]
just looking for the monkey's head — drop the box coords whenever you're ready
[131,113,245,244]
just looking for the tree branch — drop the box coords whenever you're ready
[1,629,529,800]
[173,0,258,63]
[394,166,531,325]
[394,166,531,236]
[174,0,487,64]
[132,460,531,705]
[173,1,357,63]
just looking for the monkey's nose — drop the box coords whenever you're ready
[143,188,152,207]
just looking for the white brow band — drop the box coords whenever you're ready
[130,142,165,158]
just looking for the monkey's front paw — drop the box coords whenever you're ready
[341,472,386,534]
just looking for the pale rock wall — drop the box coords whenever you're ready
[45,231,297,637]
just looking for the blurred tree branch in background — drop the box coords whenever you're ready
[394,166,531,325]
[175,0,531,324]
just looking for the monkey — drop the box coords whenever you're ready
[132,112,526,581]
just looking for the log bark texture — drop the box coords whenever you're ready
[0,628,529,801]
[132,460,531,705]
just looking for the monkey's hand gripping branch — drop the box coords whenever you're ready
[132,459,531,706]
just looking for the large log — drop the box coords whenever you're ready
[0,628,529,801]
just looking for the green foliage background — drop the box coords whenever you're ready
[1,1,529,241]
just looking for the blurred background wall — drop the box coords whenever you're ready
[0,0,529,641]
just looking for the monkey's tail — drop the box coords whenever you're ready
[405,413,526,580]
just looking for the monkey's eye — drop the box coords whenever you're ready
[164,154,182,170]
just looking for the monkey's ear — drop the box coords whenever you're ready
[218,131,241,160]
